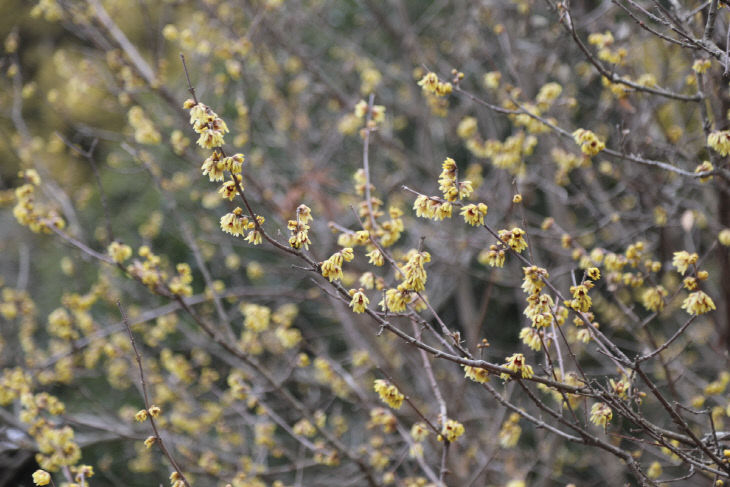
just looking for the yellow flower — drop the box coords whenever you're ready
[410,422,429,442]
[107,241,132,263]
[348,289,369,313]
[220,207,248,237]
[373,379,404,409]
[695,160,713,182]
[590,402,612,427]
[463,365,490,383]
[457,117,478,139]
[478,245,506,268]
[417,72,438,92]
[321,249,352,282]
[569,284,592,312]
[681,291,716,315]
[672,250,698,275]
[641,286,667,312]
[380,287,411,313]
[144,435,156,448]
[708,130,730,156]
[499,227,528,252]
[460,203,488,226]
[501,353,534,379]
[148,405,161,417]
[521,266,548,294]
[32,470,51,486]
[402,251,430,292]
[366,249,384,266]
[498,413,521,448]
[692,58,711,74]
[647,461,662,479]
[719,228,730,246]
[609,378,630,399]
[438,418,465,442]
[134,409,148,422]
[519,327,543,351]
[572,128,605,156]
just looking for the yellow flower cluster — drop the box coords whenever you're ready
[242,303,271,332]
[288,204,313,250]
[168,262,193,296]
[438,418,465,442]
[460,203,488,226]
[464,365,490,383]
[378,206,405,247]
[587,30,626,64]
[672,250,698,275]
[12,170,65,234]
[707,130,730,156]
[413,194,452,221]
[184,98,229,149]
[589,402,612,428]
[373,379,404,409]
[535,82,563,109]
[201,151,243,182]
[380,287,412,313]
[320,248,354,282]
[572,128,605,156]
[694,161,713,183]
[720,228,730,246]
[128,106,161,145]
[402,250,430,292]
[501,353,534,380]
[521,266,548,295]
[519,327,544,351]
[354,99,386,123]
[692,58,711,74]
[568,283,593,312]
[478,244,506,268]
[438,157,473,201]
[369,407,397,433]
[681,290,716,315]
[641,286,668,312]
[417,72,452,96]
[107,241,133,263]
[610,377,631,399]
[410,423,429,444]
[32,470,50,486]
[348,288,369,313]
[552,147,588,185]
[220,207,250,237]
[34,424,81,471]
[126,246,166,291]
[366,248,384,266]
[498,413,522,448]
[523,293,554,327]
[499,227,528,252]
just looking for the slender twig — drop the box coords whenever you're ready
[118,301,191,487]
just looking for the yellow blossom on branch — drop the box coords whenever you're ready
[708,130,730,156]
[681,290,716,315]
[460,203,488,226]
[590,402,612,428]
[32,470,51,486]
[572,128,605,156]
[348,289,369,314]
[464,365,490,383]
[672,250,698,275]
[438,418,465,442]
[501,353,534,380]
[499,227,528,252]
[373,379,404,409]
